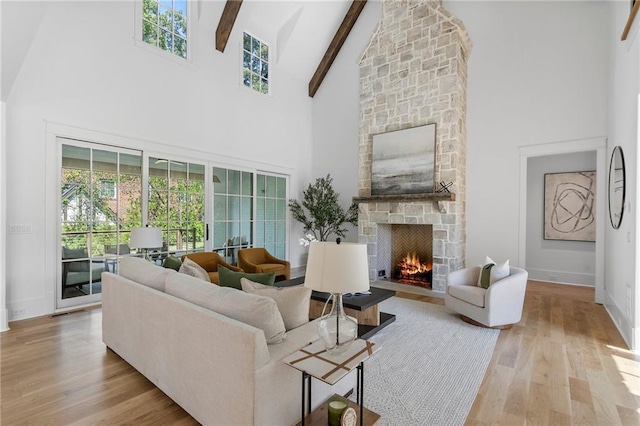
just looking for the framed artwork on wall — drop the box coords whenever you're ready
[371,124,436,196]
[544,171,596,242]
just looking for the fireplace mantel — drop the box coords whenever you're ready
[353,193,455,203]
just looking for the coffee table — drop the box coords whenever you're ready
[277,278,396,339]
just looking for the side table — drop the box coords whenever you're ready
[283,339,380,426]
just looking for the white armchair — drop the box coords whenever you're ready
[445,266,528,329]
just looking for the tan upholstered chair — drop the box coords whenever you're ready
[445,266,528,329]
[181,252,243,284]
[237,247,290,280]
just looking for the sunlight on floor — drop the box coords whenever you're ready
[610,351,640,399]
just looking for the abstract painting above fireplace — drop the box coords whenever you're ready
[371,124,436,196]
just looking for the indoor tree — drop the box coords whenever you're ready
[288,174,358,242]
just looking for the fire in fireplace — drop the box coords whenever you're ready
[394,252,432,287]
[377,224,434,288]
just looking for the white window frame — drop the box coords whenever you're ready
[146,154,209,255]
[134,0,195,66]
[57,139,143,310]
[240,31,272,96]
[253,171,289,260]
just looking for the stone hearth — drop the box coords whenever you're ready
[356,0,470,292]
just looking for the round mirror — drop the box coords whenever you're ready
[608,146,626,229]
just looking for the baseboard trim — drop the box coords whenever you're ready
[526,268,595,286]
[0,308,8,332]
[604,292,634,351]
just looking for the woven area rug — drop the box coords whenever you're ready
[355,297,499,426]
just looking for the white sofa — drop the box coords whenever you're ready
[102,257,354,425]
[444,266,528,329]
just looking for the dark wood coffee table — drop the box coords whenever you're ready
[277,277,396,339]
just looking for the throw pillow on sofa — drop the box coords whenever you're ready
[179,257,211,283]
[119,256,176,292]
[241,278,311,330]
[166,272,286,344]
[162,255,182,271]
[218,265,275,290]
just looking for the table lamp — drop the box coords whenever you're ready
[304,239,370,355]
[130,226,163,261]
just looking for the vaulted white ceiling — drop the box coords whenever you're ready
[1,0,368,101]
[1,1,48,101]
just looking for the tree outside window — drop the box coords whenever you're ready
[142,0,188,59]
[242,32,269,94]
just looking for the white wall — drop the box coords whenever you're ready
[606,0,639,351]
[526,151,597,286]
[4,1,314,321]
[310,1,382,243]
[443,0,610,267]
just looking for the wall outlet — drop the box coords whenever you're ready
[10,308,26,318]
[9,224,32,234]
[378,270,386,277]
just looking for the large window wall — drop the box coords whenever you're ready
[59,140,288,308]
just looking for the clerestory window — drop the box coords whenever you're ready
[142,0,188,59]
[242,32,269,94]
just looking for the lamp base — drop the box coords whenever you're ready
[317,293,358,355]
[138,248,155,262]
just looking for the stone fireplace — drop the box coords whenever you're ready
[356,0,470,292]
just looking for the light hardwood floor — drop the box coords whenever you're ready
[1,281,638,425]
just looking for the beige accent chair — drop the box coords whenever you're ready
[237,247,290,280]
[181,252,243,284]
[445,266,528,329]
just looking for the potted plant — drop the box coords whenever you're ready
[288,174,358,243]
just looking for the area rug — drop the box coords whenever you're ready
[355,297,499,426]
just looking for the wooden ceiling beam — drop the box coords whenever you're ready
[308,0,367,98]
[216,0,243,53]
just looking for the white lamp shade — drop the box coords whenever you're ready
[304,242,370,294]
[130,227,163,249]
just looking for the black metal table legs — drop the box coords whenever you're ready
[301,371,311,426]
[356,362,364,426]
[300,362,365,426]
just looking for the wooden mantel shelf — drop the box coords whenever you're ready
[353,193,456,203]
